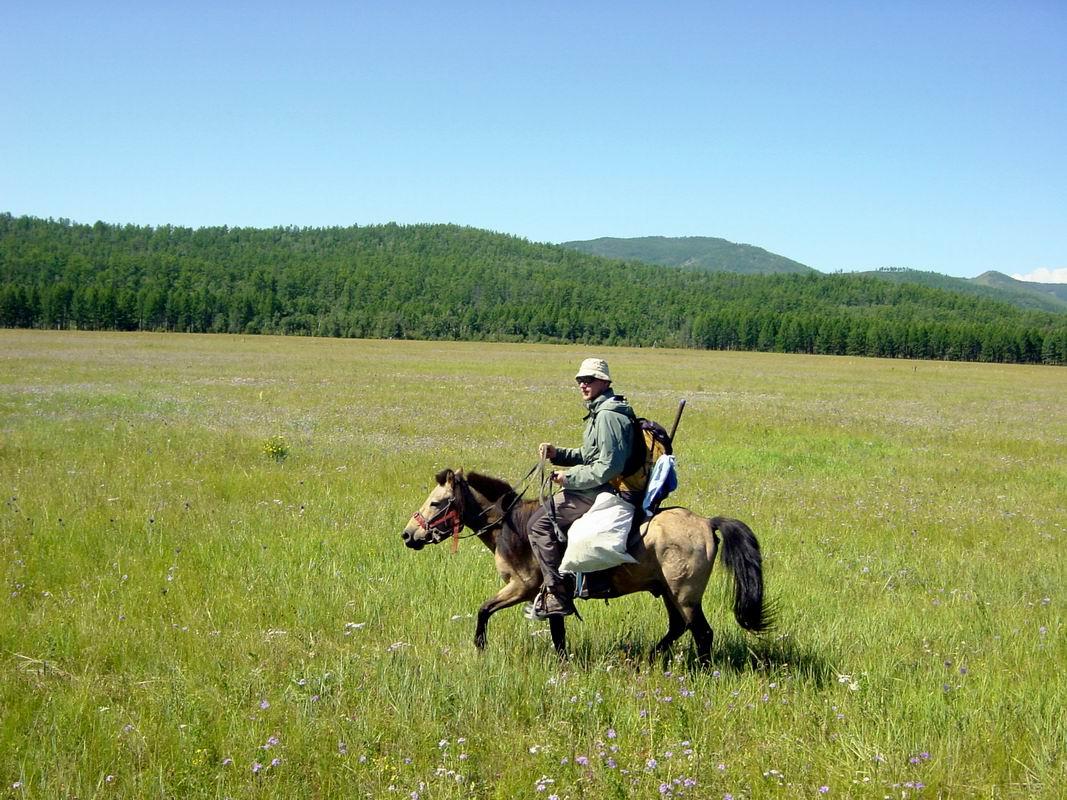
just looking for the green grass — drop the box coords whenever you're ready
[1,330,1064,798]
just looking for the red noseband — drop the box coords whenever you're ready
[411,499,464,552]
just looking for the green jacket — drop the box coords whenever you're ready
[552,390,635,498]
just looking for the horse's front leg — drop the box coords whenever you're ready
[474,579,538,650]
[549,616,566,658]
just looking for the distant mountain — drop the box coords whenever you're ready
[562,236,815,275]
[972,270,1067,307]
[564,238,1065,313]
[857,268,1067,314]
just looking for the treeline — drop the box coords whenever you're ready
[2,213,1065,364]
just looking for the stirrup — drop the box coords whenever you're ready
[524,588,549,621]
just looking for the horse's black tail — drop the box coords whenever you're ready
[711,516,774,633]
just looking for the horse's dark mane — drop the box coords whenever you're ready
[464,471,514,502]
[464,471,537,558]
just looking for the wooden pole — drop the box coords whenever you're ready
[668,399,686,444]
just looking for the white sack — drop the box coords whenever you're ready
[559,492,638,574]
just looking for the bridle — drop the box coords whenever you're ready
[411,495,465,548]
[410,464,542,553]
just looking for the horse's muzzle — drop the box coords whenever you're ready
[401,520,431,550]
[401,524,426,550]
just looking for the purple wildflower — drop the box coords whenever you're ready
[576,756,589,766]
[259,699,269,710]
[819,786,829,794]
[252,762,263,774]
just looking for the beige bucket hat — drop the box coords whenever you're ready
[575,357,611,382]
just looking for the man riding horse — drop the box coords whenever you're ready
[529,357,636,619]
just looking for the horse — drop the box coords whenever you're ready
[401,468,772,663]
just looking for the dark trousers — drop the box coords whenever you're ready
[527,491,594,594]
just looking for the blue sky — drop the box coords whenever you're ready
[3,1,1065,280]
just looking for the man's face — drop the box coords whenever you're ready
[576,376,609,401]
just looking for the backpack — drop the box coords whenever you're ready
[610,417,673,495]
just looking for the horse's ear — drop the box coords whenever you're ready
[435,468,455,486]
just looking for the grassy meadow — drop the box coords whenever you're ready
[1,330,1064,799]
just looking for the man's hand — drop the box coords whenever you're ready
[538,442,557,460]
[550,471,565,487]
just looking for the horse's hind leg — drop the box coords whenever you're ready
[687,605,714,666]
[654,597,689,658]
[657,596,715,666]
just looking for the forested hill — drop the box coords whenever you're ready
[563,236,814,275]
[856,267,1067,314]
[1,214,1065,364]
